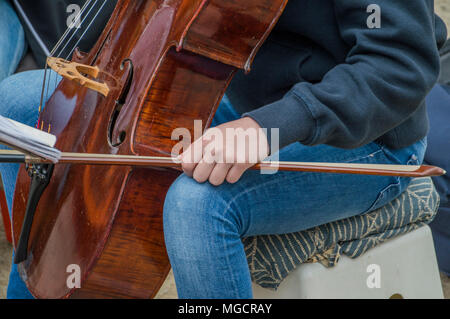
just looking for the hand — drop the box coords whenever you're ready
[179,117,269,186]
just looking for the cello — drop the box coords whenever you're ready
[7,0,444,299]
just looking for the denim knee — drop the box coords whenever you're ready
[163,175,241,256]
[0,70,46,121]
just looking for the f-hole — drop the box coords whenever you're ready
[108,58,133,147]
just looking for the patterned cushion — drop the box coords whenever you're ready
[243,177,440,290]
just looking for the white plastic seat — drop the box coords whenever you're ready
[253,225,443,299]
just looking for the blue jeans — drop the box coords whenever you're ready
[0,0,26,83]
[0,68,61,298]
[0,0,32,299]
[0,1,61,298]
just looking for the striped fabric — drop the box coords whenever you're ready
[243,177,440,290]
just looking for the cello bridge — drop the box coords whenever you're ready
[47,57,110,97]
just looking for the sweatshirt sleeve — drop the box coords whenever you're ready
[246,0,443,149]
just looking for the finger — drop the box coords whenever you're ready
[226,164,251,184]
[181,161,197,177]
[208,163,233,186]
[180,138,205,176]
[193,158,216,183]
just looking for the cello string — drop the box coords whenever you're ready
[36,66,48,128]
[51,0,103,95]
[48,1,99,130]
[55,0,98,59]
[38,1,94,106]
[37,0,97,128]
[48,62,63,133]
[44,66,52,115]
[50,0,96,92]
[65,0,108,60]
[51,0,93,57]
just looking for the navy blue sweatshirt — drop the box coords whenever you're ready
[228,0,448,150]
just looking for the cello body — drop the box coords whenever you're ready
[12,0,288,298]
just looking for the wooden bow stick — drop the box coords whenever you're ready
[0,150,445,177]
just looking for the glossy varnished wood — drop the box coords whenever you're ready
[183,0,289,71]
[134,48,235,155]
[70,168,179,299]
[12,0,288,298]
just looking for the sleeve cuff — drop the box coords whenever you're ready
[242,93,316,151]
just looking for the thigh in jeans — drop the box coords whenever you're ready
[0,70,54,211]
[0,69,59,299]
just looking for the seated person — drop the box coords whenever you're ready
[0,0,447,298]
